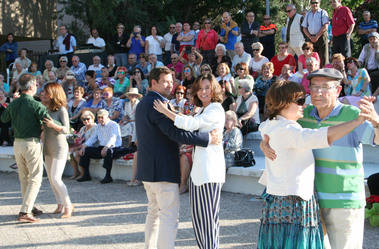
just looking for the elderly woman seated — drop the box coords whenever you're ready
[232,78,260,135]
[223,110,243,169]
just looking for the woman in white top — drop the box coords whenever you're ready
[257,80,366,249]
[249,42,269,78]
[154,74,225,249]
[145,26,164,61]
[216,62,235,96]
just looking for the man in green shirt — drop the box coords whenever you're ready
[1,73,49,223]
[260,68,379,249]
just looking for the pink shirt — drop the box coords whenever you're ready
[298,52,321,69]
[168,62,185,80]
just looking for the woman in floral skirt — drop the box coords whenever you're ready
[257,80,367,248]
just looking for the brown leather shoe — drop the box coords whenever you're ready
[32,207,43,216]
[17,213,40,223]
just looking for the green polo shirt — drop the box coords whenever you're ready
[1,94,49,139]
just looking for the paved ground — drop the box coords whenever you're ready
[0,172,378,249]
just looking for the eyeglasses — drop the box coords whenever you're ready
[169,27,175,29]
[279,46,287,49]
[82,118,91,121]
[252,49,260,52]
[59,60,67,63]
[117,71,125,74]
[309,85,336,92]
[176,92,184,95]
[201,68,210,72]
[184,69,191,73]
[311,1,319,4]
[134,71,141,74]
[263,18,270,20]
[303,48,311,50]
[204,22,211,24]
[294,98,306,106]
[286,9,293,13]
[237,68,245,71]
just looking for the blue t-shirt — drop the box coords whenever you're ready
[220,23,239,50]
[129,36,146,57]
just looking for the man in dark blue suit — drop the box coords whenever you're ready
[136,66,220,249]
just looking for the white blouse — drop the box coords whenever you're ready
[174,102,225,186]
[249,56,269,73]
[146,35,164,55]
[258,115,329,200]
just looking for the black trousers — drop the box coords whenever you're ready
[307,32,329,67]
[200,49,215,65]
[368,69,379,94]
[332,34,349,57]
[368,173,379,195]
[79,145,137,176]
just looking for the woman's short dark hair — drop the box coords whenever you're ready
[265,80,305,120]
[191,73,223,107]
[302,41,314,51]
[85,70,96,78]
[345,57,360,68]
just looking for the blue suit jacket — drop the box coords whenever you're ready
[135,91,209,183]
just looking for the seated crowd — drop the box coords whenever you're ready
[0,8,378,189]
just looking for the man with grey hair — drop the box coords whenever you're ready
[241,11,260,55]
[1,73,49,223]
[78,109,135,184]
[285,4,305,57]
[261,68,378,249]
[231,42,251,72]
[358,10,378,46]
[88,55,104,78]
[171,22,182,54]
[358,32,379,93]
[302,0,329,66]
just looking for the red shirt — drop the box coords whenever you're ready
[271,54,296,76]
[332,6,355,37]
[196,29,218,51]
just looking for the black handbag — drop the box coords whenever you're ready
[234,149,255,167]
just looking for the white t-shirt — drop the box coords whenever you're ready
[146,35,164,55]
[87,37,106,48]
[163,32,173,52]
[249,56,269,73]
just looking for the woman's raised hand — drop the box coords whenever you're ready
[153,99,169,114]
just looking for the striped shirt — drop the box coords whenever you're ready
[298,102,374,208]
[358,20,378,41]
[85,119,122,148]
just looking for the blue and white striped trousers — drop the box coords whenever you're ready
[189,178,223,249]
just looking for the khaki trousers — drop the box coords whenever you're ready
[143,181,179,249]
[13,138,43,214]
[321,207,364,249]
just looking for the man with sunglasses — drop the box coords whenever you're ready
[302,0,330,66]
[261,68,378,249]
[258,15,277,60]
[285,4,305,58]
[163,24,176,65]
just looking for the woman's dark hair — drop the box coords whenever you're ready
[191,73,223,107]
[133,67,145,80]
[28,62,38,72]
[345,57,360,68]
[265,80,305,120]
[302,41,314,52]
[85,70,96,78]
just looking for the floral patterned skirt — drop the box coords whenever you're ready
[257,191,324,249]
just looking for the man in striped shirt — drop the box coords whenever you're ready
[261,69,379,249]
